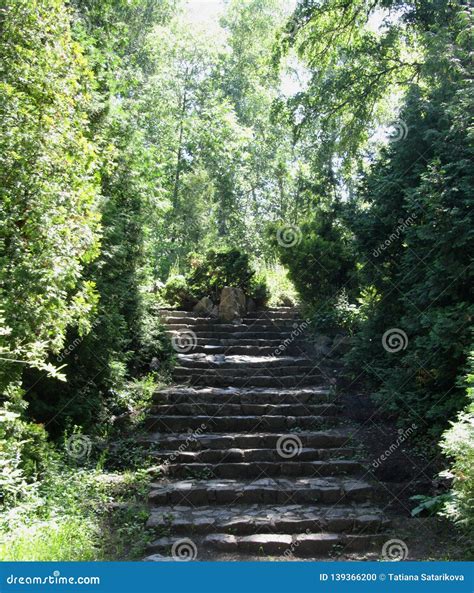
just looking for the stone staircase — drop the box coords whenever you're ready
[143,308,389,560]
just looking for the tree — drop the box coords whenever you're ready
[0,0,100,402]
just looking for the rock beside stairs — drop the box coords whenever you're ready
[142,308,388,560]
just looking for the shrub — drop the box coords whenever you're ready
[187,248,256,303]
[0,407,57,507]
[440,353,474,529]
[160,248,269,309]
[269,209,357,307]
[160,275,196,309]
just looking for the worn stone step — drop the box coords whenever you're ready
[153,386,333,405]
[148,476,374,505]
[176,354,312,369]
[141,429,353,451]
[145,414,341,433]
[160,308,302,320]
[147,503,388,536]
[165,330,303,340]
[153,459,362,479]
[185,344,305,356]
[173,337,306,348]
[146,532,385,559]
[164,319,302,329]
[166,324,300,334]
[150,402,339,417]
[151,446,354,464]
[172,374,326,388]
[173,358,321,379]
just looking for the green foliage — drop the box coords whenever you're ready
[0,408,57,506]
[270,207,357,309]
[0,463,151,561]
[0,0,101,394]
[161,275,196,309]
[440,354,474,529]
[260,265,299,308]
[187,248,257,303]
[345,54,473,437]
[160,248,269,309]
[410,494,453,518]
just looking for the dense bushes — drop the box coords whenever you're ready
[345,70,473,438]
[161,248,269,309]
[270,208,356,308]
[0,0,100,398]
[440,353,474,530]
[273,0,473,530]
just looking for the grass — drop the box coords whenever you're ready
[1,517,99,561]
[0,464,152,561]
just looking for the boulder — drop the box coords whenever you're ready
[193,296,214,316]
[219,287,246,323]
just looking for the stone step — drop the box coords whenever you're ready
[150,402,339,417]
[147,306,388,560]
[174,366,319,378]
[151,446,354,464]
[153,459,362,479]
[163,319,302,329]
[171,337,306,348]
[147,503,388,536]
[148,476,374,505]
[145,414,341,433]
[184,344,305,356]
[172,374,325,388]
[153,386,333,405]
[141,429,353,451]
[159,309,302,320]
[145,532,385,559]
[165,330,303,340]
[176,354,312,368]
[166,324,302,333]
